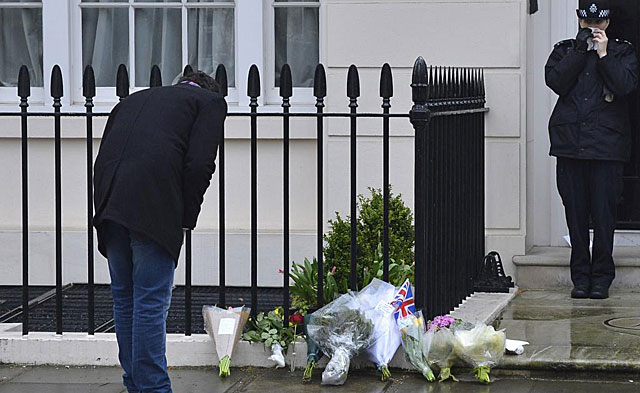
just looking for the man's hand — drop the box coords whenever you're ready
[593,29,609,58]
[576,28,593,53]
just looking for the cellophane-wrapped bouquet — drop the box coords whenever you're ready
[357,279,402,381]
[453,323,506,383]
[398,311,435,382]
[302,313,323,383]
[306,292,375,385]
[422,315,473,382]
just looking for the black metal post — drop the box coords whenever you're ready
[410,57,430,312]
[314,64,326,306]
[380,64,392,282]
[347,65,359,291]
[280,64,292,326]
[83,65,96,335]
[215,64,228,308]
[248,65,260,316]
[18,66,30,336]
[185,230,192,336]
[51,65,63,335]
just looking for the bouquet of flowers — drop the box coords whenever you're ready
[391,280,434,382]
[453,323,506,383]
[357,278,402,381]
[306,292,375,385]
[242,308,299,368]
[302,312,323,383]
[202,305,250,377]
[422,315,471,382]
[398,310,435,382]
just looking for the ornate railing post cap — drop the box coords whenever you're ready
[247,64,261,98]
[50,65,63,99]
[18,65,30,99]
[313,64,326,99]
[279,64,292,99]
[83,65,96,99]
[380,63,393,99]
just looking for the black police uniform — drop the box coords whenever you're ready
[545,4,639,291]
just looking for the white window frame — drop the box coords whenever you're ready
[0,1,46,105]
[71,0,239,105]
[264,0,320,106]
[0,0,322,109]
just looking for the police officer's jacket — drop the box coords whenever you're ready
[545,38,639,162]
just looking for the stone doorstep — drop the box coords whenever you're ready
[513,246,640,290]
[0,290,517,369]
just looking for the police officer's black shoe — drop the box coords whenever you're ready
[589,286,609,300]
[571,286,590,299]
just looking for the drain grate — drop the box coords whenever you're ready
[1,285,286,334]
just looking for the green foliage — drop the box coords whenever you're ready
[289,257,338,314]
[323,187,415,292]
[361,243,414,289]
[242,309,298,351]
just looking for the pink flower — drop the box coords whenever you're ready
[427,315,457,331]
[278,269,284,274]
[330,266,337,274]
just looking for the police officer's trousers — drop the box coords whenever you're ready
[556,157,625,289]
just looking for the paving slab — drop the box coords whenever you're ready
[168,367,255,393]
[0,382,125,393]
[10,366,123,384]
[494,289,640,371]
[0,366,29,384]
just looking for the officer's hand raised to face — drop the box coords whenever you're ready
[576,28,593,53]
[593,29,609,58]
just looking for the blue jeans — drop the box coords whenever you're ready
[102,221,175,393]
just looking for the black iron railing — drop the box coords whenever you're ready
[0,56,487,336]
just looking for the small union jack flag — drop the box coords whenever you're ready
[391,279,415,322]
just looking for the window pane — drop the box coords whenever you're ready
[187,7,235,87]
[187,0,234,2]
[275,7,318,88]
[0,7,43,87]
[81,0,127,3]
[82,8,128,87]
[133,0,176,2]
[274,0,318,2]
[135,8,182,87]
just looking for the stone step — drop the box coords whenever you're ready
[513,247,640,290]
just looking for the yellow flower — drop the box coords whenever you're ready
[274,308,280,316]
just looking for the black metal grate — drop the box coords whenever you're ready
[1,285,284,334]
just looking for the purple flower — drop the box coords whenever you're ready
[427,315,457,331]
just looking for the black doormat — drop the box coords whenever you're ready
[0,284,285,334]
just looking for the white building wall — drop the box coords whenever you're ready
[0,0,529,287]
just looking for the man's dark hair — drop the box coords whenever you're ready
[177,71,220,93]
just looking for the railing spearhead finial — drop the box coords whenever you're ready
[18,65,30,99]
[116,64,129,100]
[279,64,292,99]
[215,64,228,97]
[51,65,63,99]
[149,65,162,88]
[83,65,96,99]
[347,64,360,99]
[313,64,326,99]
[380,63,393,99]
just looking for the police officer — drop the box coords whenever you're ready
[545,0,639,299]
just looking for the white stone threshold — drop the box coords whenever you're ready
[513,246,640,290]
[0,289,516,368]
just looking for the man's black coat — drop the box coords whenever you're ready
[93,83,227,262]
[545,38,639,161]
